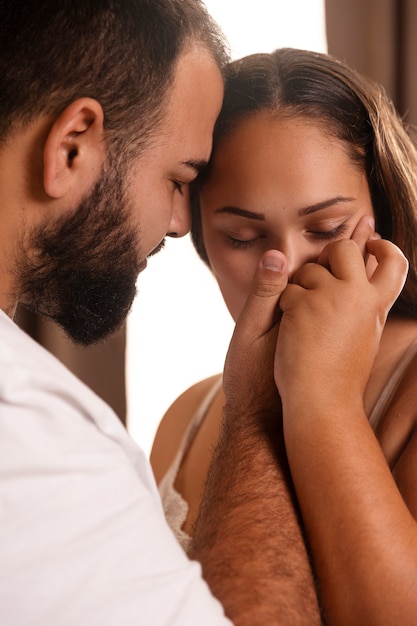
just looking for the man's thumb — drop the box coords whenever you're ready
[236,250,288,338]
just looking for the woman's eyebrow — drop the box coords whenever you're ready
[214,197,355,220]
[214,206,265,220]
[299,196,355,216]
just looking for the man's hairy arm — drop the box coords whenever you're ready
[189,251,323,626]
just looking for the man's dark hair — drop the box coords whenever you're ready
[0,0,228,154]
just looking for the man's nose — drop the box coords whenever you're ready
[167,187,191,238]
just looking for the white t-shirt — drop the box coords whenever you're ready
[0,311,231,626]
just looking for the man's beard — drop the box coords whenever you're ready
[17,158,142,346]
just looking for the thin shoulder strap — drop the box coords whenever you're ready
[162,375,223,479]
[369,339,417,429]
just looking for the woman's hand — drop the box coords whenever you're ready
[273,229,411,626]
[275,224,408,412]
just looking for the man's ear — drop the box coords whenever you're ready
[43,98,105,199]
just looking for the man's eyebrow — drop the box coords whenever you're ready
[181,159,209,176]
[299,196,355,216]
[214,206,265,220]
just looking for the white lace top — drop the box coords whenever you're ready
[158,376,222,551]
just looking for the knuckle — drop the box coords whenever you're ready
[254,281,283,299]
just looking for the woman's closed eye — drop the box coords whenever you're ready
[226,233,266,249]
[307,221,349,240]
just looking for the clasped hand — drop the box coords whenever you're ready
[223,216,408,420]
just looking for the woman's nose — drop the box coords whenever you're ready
[278,240,315,281]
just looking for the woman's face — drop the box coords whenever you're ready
[199,113,375,321]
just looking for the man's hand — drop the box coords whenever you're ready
[192,249,323,625]
[223,250,288,417]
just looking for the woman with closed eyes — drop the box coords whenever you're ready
[151,47,417,624]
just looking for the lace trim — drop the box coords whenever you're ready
[159,376,222,551]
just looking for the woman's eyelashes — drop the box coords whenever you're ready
[226,234,264,249]
[224,221,350,249]
[306,221,349,239]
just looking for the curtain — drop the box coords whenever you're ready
[16,307,127,424]
[325,0,417,127]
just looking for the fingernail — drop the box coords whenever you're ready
[262,253,283,272]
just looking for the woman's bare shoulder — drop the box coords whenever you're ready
[150,373,222,484]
